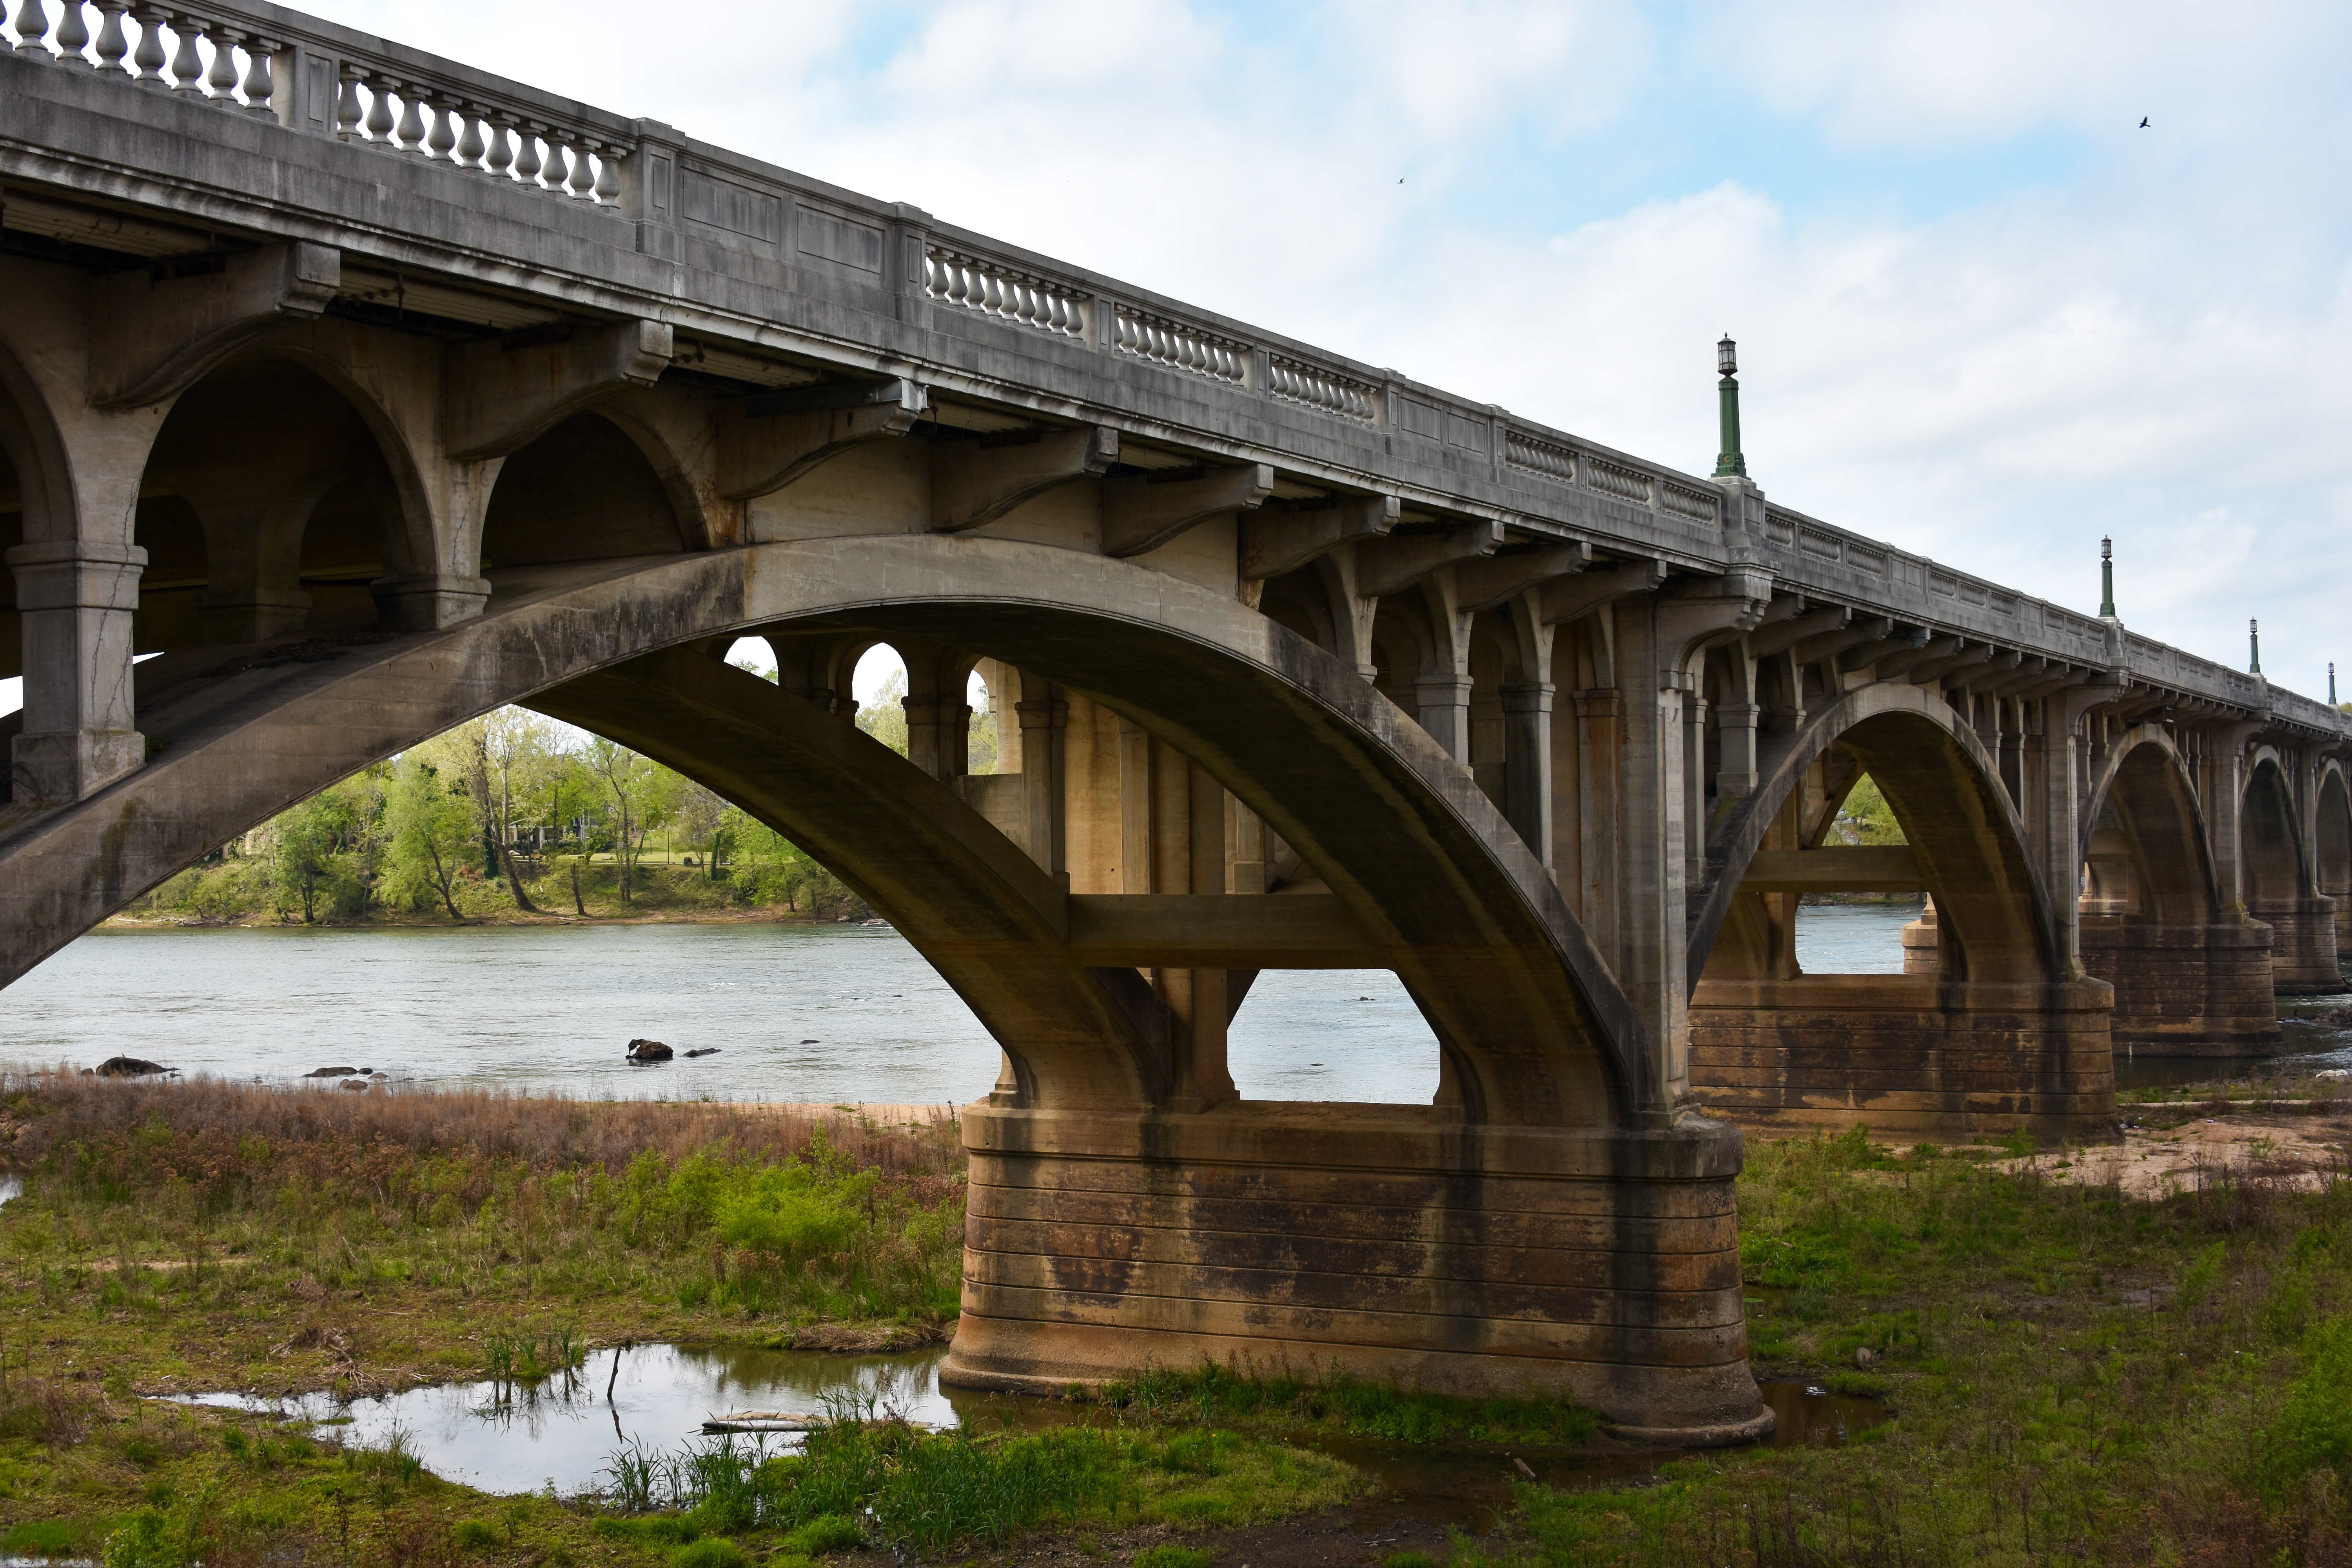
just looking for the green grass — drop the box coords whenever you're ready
[1102,1361,1600,1447]
[1496,1123,2352,1564]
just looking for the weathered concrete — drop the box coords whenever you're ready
[2,1,2349,1430]
[944,1103,1768,1443]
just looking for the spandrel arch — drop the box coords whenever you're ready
[0,534,1641,1129]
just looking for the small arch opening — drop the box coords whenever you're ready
[1227,968,1441,1103]
[481,413,683,568]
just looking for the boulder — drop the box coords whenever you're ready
[304,1067,360,1078]
[626,1038,674,1063]
[683,1047,720,1058]
[95,1056,167,1078]
[338,1079,368,1092]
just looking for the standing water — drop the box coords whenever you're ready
[0,923,1441,1103]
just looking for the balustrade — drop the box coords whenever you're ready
[1112,305,1249,386]
[1265,355,1376,422]
[1505,430,1579,483]
[925,249,1089,338]
[8,4,279,113]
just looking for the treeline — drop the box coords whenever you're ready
[132,678,941,924]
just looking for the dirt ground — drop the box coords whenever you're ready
[2002,1110,2352,1197]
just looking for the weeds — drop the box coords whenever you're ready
[1102,1361,1599,1447]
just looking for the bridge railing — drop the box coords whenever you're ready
[4,1,636,212]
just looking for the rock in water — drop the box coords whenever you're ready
[304,1067,360,1078]
[338,1079,368,1092]
[684,1047,720,1058]
[626,1038,674,1063]
[96,1056,167,1078]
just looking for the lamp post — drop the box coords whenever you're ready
[1712,334,1746,479]
[2100,537,2115,618]
[2250,618,2262,676]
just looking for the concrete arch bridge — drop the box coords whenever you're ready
[1,4,2347,1441]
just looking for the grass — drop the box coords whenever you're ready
[1101,1362,1600,1448]
[1494,1122,2352,1565]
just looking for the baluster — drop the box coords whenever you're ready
[455,107,485,171]
[946,259,971,308]
[982,272,1005,316]
[238,33,271,116]
[129,3,163,83]
[93,1,126,71]
[204,22,240,103]
[513,123,544,187]
[335,68,364,138]
[13,0,49,56]
[363,74,394,142]
[425,97,456,161]
[1045,295,1067,334]
[483,117,515,180]
[54,1,89,65]
[393,85,425,152]
[593,142,620,204]
[565,136,595,199]
[167,12,201,92]
[541,135,569,194]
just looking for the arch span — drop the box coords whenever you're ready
[2075,729,2279,1054]
[2316,762,2352,960]
[0,534,1639,1127]
[2244,754,2343,993]
[1685,682,2112,1140]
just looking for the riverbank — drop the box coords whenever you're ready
[7,1074,2352,1563]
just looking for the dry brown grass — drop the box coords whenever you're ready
[0,1067,959,1207]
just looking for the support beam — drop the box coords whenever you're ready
[932,426,1119,533]
[90,243,339,408]
[1240,495,1398,579]
[1354,518,1503,597]
[1102,463,1274,557]
[443,319,674,459]
[721,379,927,500]
[1066,893,1384,968]
[1537,558,1670,626]
[1737,846,1926,893]
[1454,541,1592,614]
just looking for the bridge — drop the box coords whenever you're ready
[1,1,2347,1445]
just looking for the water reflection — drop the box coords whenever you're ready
[166,1345,1886,1504]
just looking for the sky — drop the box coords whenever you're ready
[23,0,2352,714]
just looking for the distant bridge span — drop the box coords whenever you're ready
[1,5,2346,1440]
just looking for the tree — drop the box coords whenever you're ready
[269,785,352,923]
[583,737,662,902]
[383,756,474,920]
[857,669,908,757]
[1834,775,1907,846]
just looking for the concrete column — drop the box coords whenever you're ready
[1714,701,1760,802]
[1501,681,1555,864]
[1118,715,1154,894]
[1682,685,1709,891]
[2205,722,2264,914]
[1610,605,1689,1123]
[1574,688,1621,953]
[1415,677,1473,760]
[7,541,146,804]
[1014,672,1066,878]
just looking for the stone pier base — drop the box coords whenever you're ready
[939,1102,1772,1445]
[1688,976,2117,1142]
[2078,915,2284,1055]
[2254,899,2345,994]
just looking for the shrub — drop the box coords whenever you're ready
[780,1514,865,1554]
[672,1541,752,1568]
[1136,1548,1218,1568]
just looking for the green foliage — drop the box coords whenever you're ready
[671,1540,751,1568]
[1101,1362,1599,1447]
[2266,1310,2352,1486]
[0,1519,88,1555]
[779,1513,865,1553]
[856,668,909,757]
[1834,773,1907,845]
[1135,1547,1217,1568]
[452,1517,500,1551]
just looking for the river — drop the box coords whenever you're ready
[6,901,2343,1095]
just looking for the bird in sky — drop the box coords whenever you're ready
[2140,117,2151,127]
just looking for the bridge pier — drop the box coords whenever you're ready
[942,1103,1769,1444]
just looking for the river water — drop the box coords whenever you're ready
[7,902,2345,1096]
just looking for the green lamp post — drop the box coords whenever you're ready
[2250,618,2262,675]
[1712,334,1746,479]
[2100,537,2115,618]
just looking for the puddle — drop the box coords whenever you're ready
[166,1343,969,1496]
[163,1347,1885,1520]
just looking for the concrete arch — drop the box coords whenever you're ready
[481,412,685,569]
[1690,680,2060,988]
[2315,762,2352,958]
[0,534,1641,1128]
[2079,726,2224,926]
[0,330,76,549]
[2243,751,2342,992]
[2074,726,2278,1054]
[228,345,444,586]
